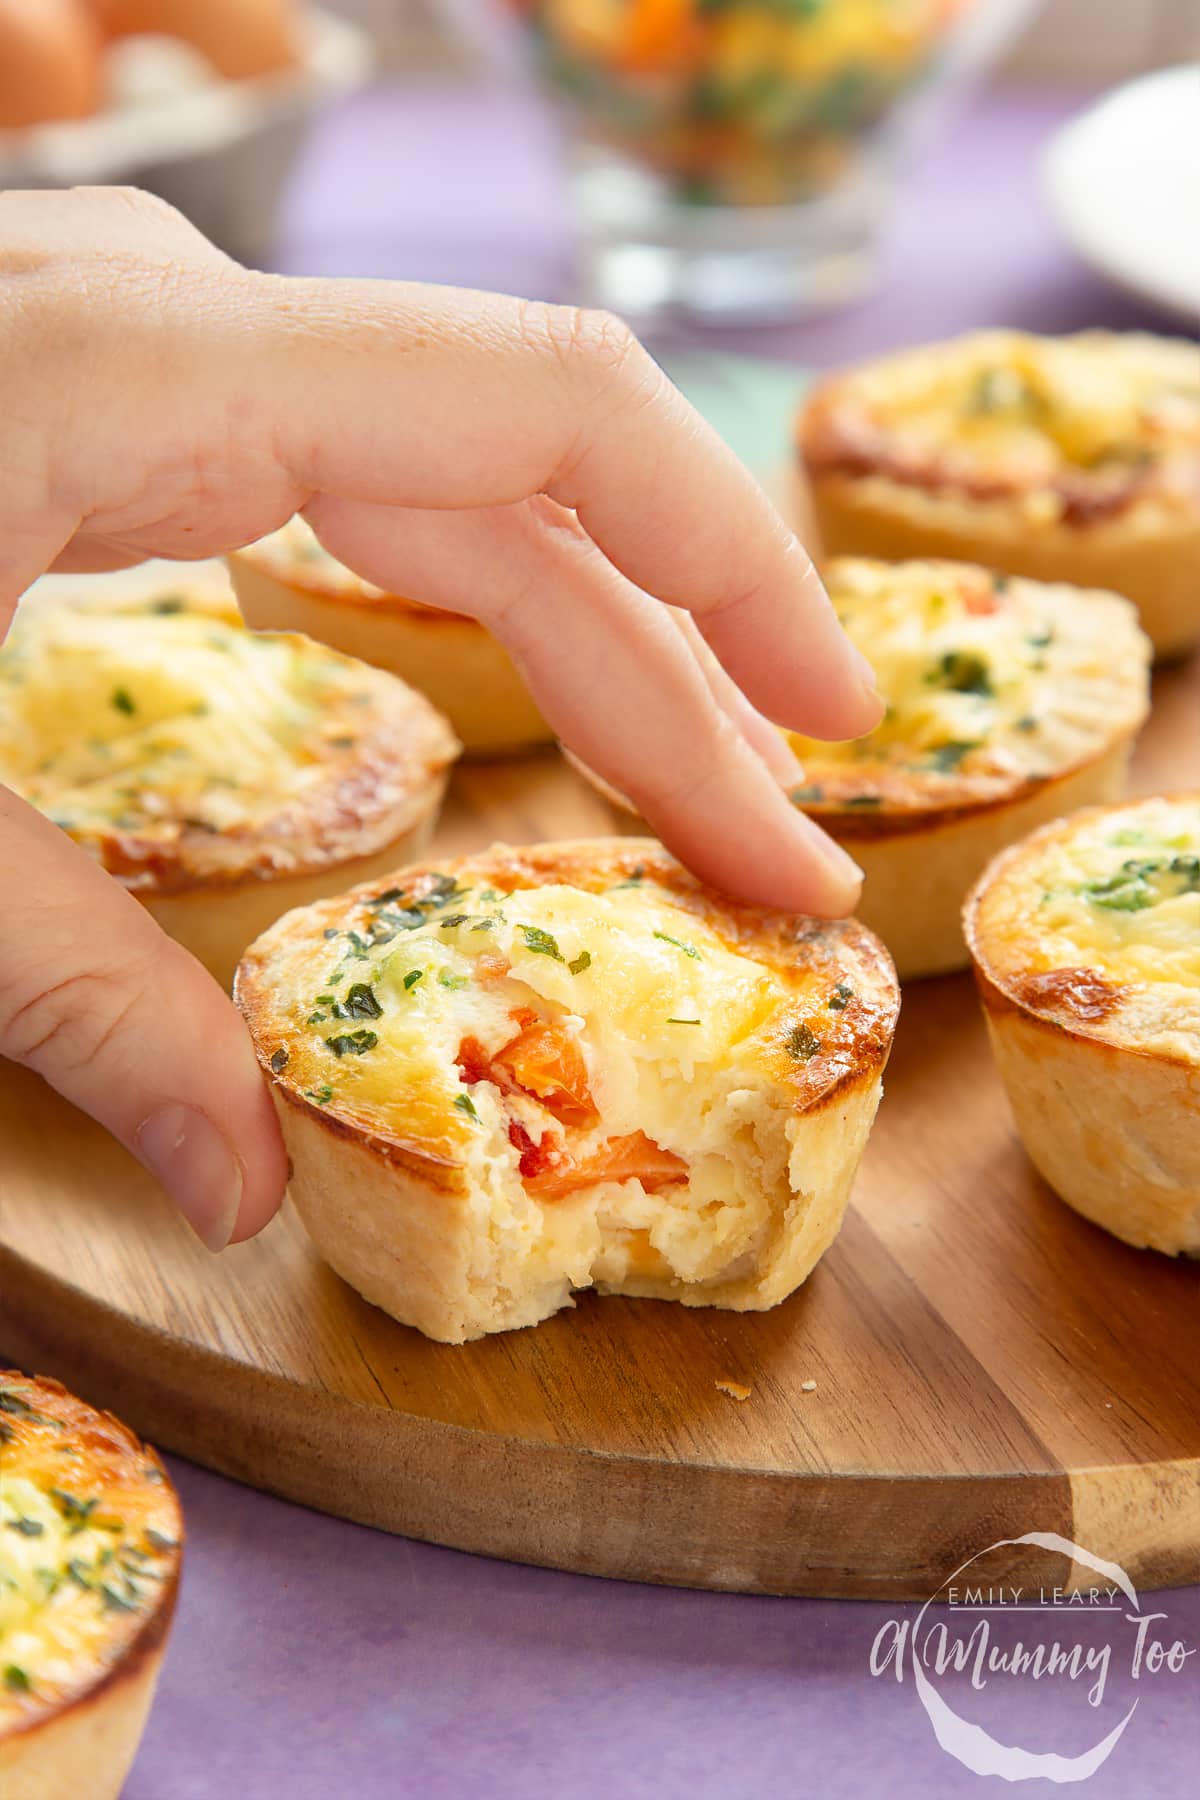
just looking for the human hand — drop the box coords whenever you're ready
[0,186,881,1249]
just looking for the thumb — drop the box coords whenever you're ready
[0,787,287,1249]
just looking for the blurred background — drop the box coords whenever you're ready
[2,2,1197,369]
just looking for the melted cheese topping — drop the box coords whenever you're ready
[0,584,365,835]
[974,796,1200,1065]
[805,330,1200,521]
[269,875,791,1158]
[0,1378,179,1729]
[787,558,1149,813]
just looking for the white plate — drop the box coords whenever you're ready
[1043,65,1200,328]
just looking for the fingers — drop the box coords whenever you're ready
[251,280,882,741]
[668,611,804,788]
[305,492,863,915]
[0,788,288,1248]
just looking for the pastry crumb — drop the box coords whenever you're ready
[715,1379,752,1402]
[800,1379,818,1393]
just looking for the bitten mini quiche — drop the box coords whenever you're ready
[798,330,1200,657]
[235,840,900,1343]
[228,516,552,756]
[966,795,1200,1256]
[0,578,460,987]
[0,1373,182,1800]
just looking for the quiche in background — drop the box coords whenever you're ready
[966,795,1200,1255]
[798,330,1200,658]
[236,839,900,1343]
[783,557,1151,978]
[0,577,460,988]
[0,1372,182,1800]
[228,517,553,757]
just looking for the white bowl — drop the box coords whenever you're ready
[0,9,373,264]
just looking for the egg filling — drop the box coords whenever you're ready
[786,558,1149,814]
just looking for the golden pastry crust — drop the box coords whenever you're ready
[236,839,900,1342]
[228,517,552,755]
[0,578,459,983]
[0,1373,182,1800]
[580,558,1151,979]
[798,330,1200,657]
[965,795,1200,1254]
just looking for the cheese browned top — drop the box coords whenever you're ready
[786,558,1149,824]
[967,795,1200,1069]
[801,330,1200,527]
[0,581,459,894]
[0,1374,181,1736]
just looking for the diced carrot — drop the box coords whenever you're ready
[493,1021,600,1127]
[456,1035,492,1088]
[619,0,700,72]
[524,1131,688,1200]
[474,951,511,986]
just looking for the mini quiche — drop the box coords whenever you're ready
[783,557,1151,978]
[0,579,460,988]
[0,1373,182,1800]
[966,795,1200,1256]
[228,516,552,756]
[798,330,1200,658]
[235,839,900,1343]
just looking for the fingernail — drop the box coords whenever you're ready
[851,647,886,718]
[136,1105,243,1252]
[792,808,865,888]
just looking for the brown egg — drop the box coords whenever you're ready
[86,0,301,79]
[0,0,104,129]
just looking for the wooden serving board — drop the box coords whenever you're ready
[1,658,1197,1601]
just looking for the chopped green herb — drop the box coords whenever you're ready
[51,1490,98,1531]
[1015,714,1037,733]
[438,914,470,931]
[437,969,468,990]
[667,1017,701,1025]
[0,1391,54,1427]
[304,1085,334,1107]
[844,794,883,808]
[568,950,592,975]
[372,887,405,906]
[3,1666,30,1694]
[306,1012,328,1026]
[927,650,994,697]
[518,924,564,961]
[403,969,424,991]
[827,982,854,1011]
[101,1582,139,1614]
[608,864,646,890]
[342,931,371,961]
[270,1048,290,1074]
[329,735,356,750]
[110,687,137,715]
[322,927,340,940]
[790,783,827,805]
[1027,626,1054,650]
[342,982,383,1020]
[5,1517,43,1537]
[925,740,979,773]
[787,1023,822,1061]
[149,595,186,615]
[454,1092,479,1120]
[324,1030,378,1058]
[653,931,700,959]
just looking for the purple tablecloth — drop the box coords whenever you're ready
[124,77,1197,1799]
